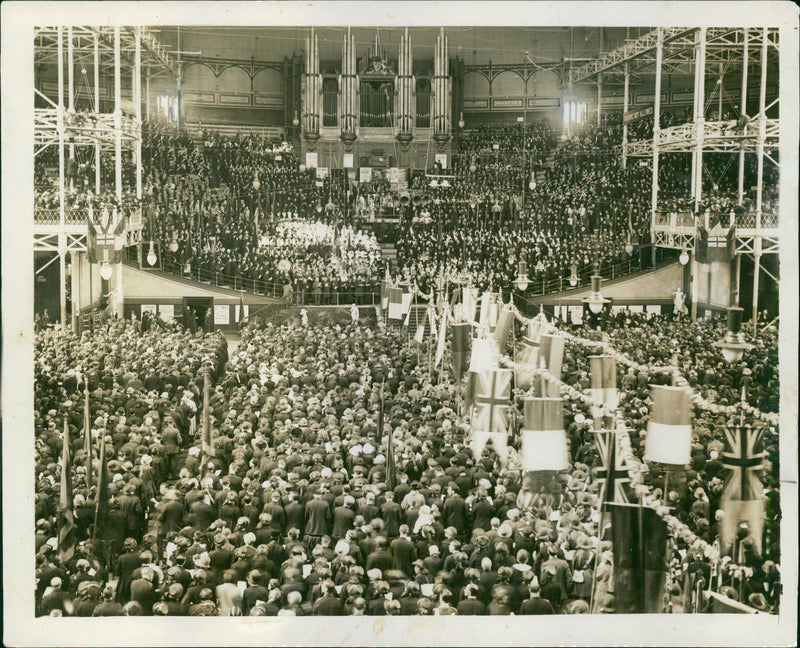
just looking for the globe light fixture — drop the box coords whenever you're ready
[529,181,536,191]
[458,112,465,129]
[147,242,158,266]
[569,264,579,287]
[168,236,179,253]
[625,239,634,255]
[315,200,323,213]
[713,306,754,364]
[679,247,690,266]
[292,111,300,127]
[252,174,260,191]
[514,260,530,291]
[583,271,609,314]
[99,262,113,281]
[299,164,306,173]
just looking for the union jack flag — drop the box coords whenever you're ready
[721,425,765,501]
[87,211,126,264]
[593,429,630,507]
[472,369,511,434]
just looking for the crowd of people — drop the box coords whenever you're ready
[33,107,780,302]
[33,303,780,616]
[395,120,652,292]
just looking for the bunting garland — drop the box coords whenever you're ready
[396,290,763,575]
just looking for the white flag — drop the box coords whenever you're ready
[434,305,448,367]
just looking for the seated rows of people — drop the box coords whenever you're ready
[397,134,653,293]
[33,307,780,616]
[33,116,779,303]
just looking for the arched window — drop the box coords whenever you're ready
[416,78,431,128]
[322,78,338,127]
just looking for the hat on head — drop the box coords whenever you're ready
[596,593,615,613]
[720,586,739,601]
[747,593,768,611]
[497,524,513,538]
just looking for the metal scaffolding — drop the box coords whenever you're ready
[33,26,172,328]
[578,27,780,331]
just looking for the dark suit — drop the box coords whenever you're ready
[332,506,355,540]
[457,597,487,615]
[158,500,184,536]
[284,501,305,534]
[304,498,331,537]
[380,501,402,537]
[519,596,555,615]
[442,495,469,535]
[388,536,416,576]
[312,594,343,615]
[129,578,157,615]
[366,549,392,573]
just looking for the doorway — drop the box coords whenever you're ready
[183,297,214,333]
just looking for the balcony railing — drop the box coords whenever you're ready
[34,205,143,227]
[153,250,657,309]
[654,209,778,230]
[34,207,87,225]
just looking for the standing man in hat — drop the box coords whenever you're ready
[304,489,331,549]
[388,525,416,577]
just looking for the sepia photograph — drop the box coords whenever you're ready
[2,2,797,646]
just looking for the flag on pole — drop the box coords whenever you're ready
[382,386,397,491]
[520,397,568,471]
[720,424,766,555]
[696,224,709,263]
[515,320,543,391]
[462,287,478,324]
[414,309,427,345]
[427,304,437,340]
[539,333,565,398]
[493,307,515,351]
[388,287,403,320]
[376,381,386,447]
[593,429,630,506]
[112,213,127,261]
[514,343,539,392]
[488,295,500,330]
[380,267,391,310]
[726,225,737,261]
[589,355,618,430]
[58,419,76,563]
[434,304,448,367]
[478,292,492,328]
[472,369,511,432]
[93,431,109,541]
[468,337,499,374]
[87,216,98,263]
[400,284,413,316]
[644,386,693,465]
[450,323,471,381]
[238,292,246,322]
[471,370,511,463]
[607,503,668,613]
[201,370,215,464]
[83,383,93,490]
[88,214,120,265]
